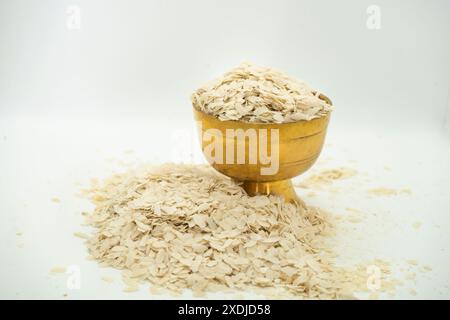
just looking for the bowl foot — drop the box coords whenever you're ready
[242,179,305,206]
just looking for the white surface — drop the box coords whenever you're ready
[0,116,449,299]
[0,0,449,299]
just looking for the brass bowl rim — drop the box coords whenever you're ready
[192,93,332,127]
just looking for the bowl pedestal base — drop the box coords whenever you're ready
[242,179,305,207]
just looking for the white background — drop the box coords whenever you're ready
[0,0,449,299]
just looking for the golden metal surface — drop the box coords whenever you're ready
[193,95,332,203]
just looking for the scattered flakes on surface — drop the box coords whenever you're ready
[15,230,24,248]
[296,167,357,189]
[149,286,161,295]
[123,286,139,293]
[80,164,402,299]
[101,276,114,284]
[412,221,422,230]
[191,62,332,123]
[334,207,365,224]
[368,292,379,300]
[50,267,67,274]
[345,207,361,214]
[405,272,416,281]
[406,259,418,266]
[51,197,61,203]
[73,232,90,239]
[346,213,364,224]
[368,188,411,197]
[419,265,432,273]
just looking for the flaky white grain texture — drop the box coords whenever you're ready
[81,164,395,299]
[191,62,332,123]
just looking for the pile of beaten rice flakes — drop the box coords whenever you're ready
[81,164,397,299]
[191,62,332,123]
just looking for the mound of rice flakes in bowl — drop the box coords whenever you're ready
[80,164,396,299]
[191,62,332,123]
